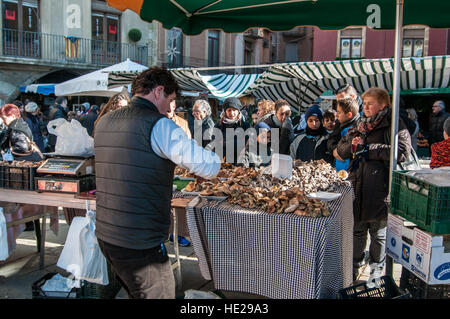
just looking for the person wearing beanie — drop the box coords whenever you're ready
[238,121,272,167]
[430,117,450,169]
[211,97,250,165]
[289,104,333,164]
[24,102,45,153]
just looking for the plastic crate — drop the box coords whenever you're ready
[338,276,410,299]
[0,164,37,190]
[32,273,83,299]
[390,170,450,234]
[82,262,122,299]
[32,266,122,299]
[400,267,450,299]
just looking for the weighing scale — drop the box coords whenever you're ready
[35,156,95,195]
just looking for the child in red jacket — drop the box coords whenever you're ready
[430,117,450,169]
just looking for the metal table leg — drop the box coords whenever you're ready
[171,208,182,290]
[39,210,47,270]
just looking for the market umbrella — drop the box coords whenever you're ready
[107,0,449,35]
[108,0,450,277]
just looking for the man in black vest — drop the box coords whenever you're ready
[94,67,220,299]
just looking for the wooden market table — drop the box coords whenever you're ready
[0,189,96,270]
[0,189,192,289]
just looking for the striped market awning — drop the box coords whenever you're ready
[243,55,450,112]
[108,69,260,101]
[108,55,450,113]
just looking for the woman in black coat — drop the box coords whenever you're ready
[336,88,412,282]
[213,97,250,165]
[0,104,44,162]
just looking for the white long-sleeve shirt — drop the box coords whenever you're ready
[151,117,220,179]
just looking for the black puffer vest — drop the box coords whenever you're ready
[94,97,175,249]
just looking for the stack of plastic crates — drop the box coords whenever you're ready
[338,276,410,299]
[400,268,450,299]
[390,170,450,235]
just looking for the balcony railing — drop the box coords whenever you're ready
[1,29,148,67]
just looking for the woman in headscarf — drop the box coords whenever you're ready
[289,104,332,164]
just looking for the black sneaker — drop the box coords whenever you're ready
[24,221,35,232]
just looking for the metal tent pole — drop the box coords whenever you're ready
[386,0,404,277]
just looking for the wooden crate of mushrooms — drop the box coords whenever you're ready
[0,160,45,190]
[182,160,348,218]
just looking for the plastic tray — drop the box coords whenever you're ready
[338,276,410,299]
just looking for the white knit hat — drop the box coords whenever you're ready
[25,102,38,113]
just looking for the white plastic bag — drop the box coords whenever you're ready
[184,289,222,299]
[0,208,9,261]
[47,118,94,157]
[57,203,109,285]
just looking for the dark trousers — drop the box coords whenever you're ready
[353,218,387,275]
[98,239,175,299]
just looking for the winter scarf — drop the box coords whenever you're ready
[350,106,390,136]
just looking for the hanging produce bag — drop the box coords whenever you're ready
[57,203,109,285]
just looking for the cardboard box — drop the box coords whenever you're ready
[387,213,450,285]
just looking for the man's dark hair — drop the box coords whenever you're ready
[55,97,67,105]
[12,100,23,107]
[323,109,336,121]
[337,98,359,117]
[131,67,179,97]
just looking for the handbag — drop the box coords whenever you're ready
[9,135,44,160]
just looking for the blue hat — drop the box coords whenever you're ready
[255,122,271,132]
[305,104,323,122]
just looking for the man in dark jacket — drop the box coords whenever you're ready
[77,105,98,137]
[428,100,449,146]
[336,88,411,283]
[47,97,68,152]
[94,67,220,299]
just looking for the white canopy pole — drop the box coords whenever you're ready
[386,0,404,277]
[389,0,404,195]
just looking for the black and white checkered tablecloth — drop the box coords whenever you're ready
[184,184,354,299]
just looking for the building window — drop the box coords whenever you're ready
[91,11,121,64]
[402,28,425,57]
[208,30,220,67]
[2,0,40,57]
[92,12,120,43]
[167,28,183,67]
[339,28,362,59]
[2,0,39,32]
[244,40,254,65]
[285,42,298,62]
